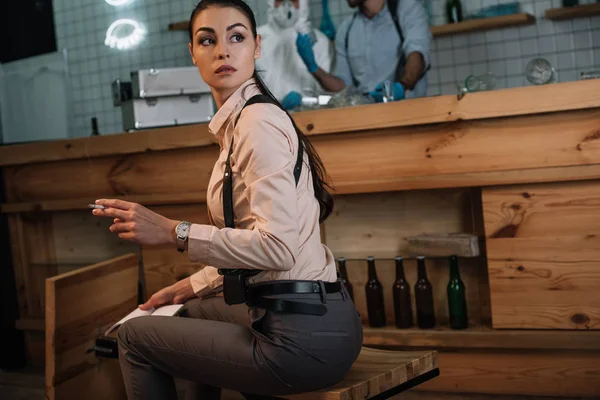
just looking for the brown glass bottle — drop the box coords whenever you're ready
[336,257,354,301]
[414,256,436,329]
[392,256,413,328]
[365,256,386,327]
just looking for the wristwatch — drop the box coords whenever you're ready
[175,221,192,253]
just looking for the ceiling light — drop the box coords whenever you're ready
[104,19,146,50]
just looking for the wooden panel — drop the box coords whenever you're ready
[405,233,479,258]
[482,181,600,329]
[482,181,600,239]
[0,123,215,168]
[50,210,138,265]
[362,326,600,350]
[331,163,600,198]
[7,214,34,318]
[1,191,208,213]
[46,254,138,400]
[8,213,57,318]
[431,13,535,38]
[325,190,476,259]
[3,109,600,208]
[9,210,137,326]
[284,348,438,400]
[3,146,218,203]
[317,109,600,195]
[418,351,600,397]
[8,164,600,214]
[1,80,599,168]
[487,291,600,330]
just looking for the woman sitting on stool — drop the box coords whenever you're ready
[91,0,363,398]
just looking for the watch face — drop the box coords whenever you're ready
[176,222,190,237]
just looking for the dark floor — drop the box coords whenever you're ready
[0,367,44,400]
[0,368,591,400]
[0,367,248,400]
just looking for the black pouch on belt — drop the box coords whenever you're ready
[220,269,258,305]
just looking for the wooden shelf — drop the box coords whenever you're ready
[431,13,535,37]
[362,325,600,350]
[169,20,189,31]
[172,13,536,38]
[545,3,600,21]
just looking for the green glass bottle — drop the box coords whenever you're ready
[447,255,468,329]
[445,0,463,24]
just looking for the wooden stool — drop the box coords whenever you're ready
[244,347,439,400]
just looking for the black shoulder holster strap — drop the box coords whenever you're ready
[222,94,303,230]
[218,94,306,306]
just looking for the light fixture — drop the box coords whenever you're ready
[105,0,135,6]
[104,19,146,50]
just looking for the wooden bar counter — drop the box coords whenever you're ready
[2,80,600,398]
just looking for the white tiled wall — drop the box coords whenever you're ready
[52,0,600,137]
[426,0,600,96]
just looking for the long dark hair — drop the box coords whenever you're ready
[188,0,334,222]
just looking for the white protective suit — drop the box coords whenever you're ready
[256,0,333,102]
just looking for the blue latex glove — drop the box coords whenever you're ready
[368,81,405,103]
[320,0,336,41]
[281,91,302,110]
[296,33,318,74]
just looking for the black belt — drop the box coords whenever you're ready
[246,280,342,316]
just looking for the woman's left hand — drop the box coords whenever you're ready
[92,199,179,246]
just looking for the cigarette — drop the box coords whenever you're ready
[88,204,105,210]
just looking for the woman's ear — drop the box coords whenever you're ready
[255,34,262,60]
[188,43,197,65]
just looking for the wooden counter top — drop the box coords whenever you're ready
[1,79,599,168]
[2,78,600,214]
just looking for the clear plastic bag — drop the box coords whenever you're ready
[327,85,375,108]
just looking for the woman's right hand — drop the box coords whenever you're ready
[139,277,196,310]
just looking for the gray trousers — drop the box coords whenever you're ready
[117,284,363,399]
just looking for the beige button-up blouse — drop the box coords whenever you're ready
[188,79,337,297]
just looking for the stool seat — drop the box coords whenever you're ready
[281,347,439,400]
